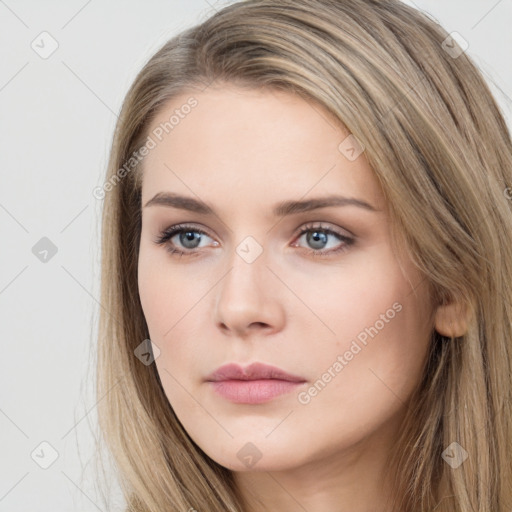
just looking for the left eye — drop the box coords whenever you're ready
[297,226,354,255]
[294,227,347,251]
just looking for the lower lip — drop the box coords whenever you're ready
[208,379,304,404]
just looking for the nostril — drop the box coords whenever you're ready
[250,322,269,329]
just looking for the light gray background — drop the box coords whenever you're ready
[1,1,511,511]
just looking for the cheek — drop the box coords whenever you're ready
[138,247,203,339]
[284,248,407,345]
[137,248,211,401]
[291,250,432,405]
[292,288,431,450]
[138,257,171,338]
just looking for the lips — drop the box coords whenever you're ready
[205,362,306,383]
[205,363,307,404]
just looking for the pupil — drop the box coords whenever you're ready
[307,231,327,249]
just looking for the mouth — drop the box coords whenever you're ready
[205,362,306,404]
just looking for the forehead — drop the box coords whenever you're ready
[140,86,384,213]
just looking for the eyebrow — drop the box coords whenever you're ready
[143,192,378,216]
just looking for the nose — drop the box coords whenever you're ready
[213,246,286,338]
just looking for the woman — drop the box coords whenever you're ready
[95,0,512,510]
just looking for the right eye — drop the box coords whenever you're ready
[154,223,219,257]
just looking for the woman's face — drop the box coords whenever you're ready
[138,85,434,474]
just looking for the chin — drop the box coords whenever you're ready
[202,443,304,473]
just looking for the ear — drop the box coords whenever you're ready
[434,296,471,338]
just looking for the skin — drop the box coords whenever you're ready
[137,84,461,512]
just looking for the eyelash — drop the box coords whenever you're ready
[153,222,355,259]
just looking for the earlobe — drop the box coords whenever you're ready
[434,298,471,338]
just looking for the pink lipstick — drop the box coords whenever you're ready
[205,362,306,404]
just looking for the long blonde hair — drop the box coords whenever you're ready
[95,1,512,510]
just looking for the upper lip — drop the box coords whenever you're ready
[206,362,306,382]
